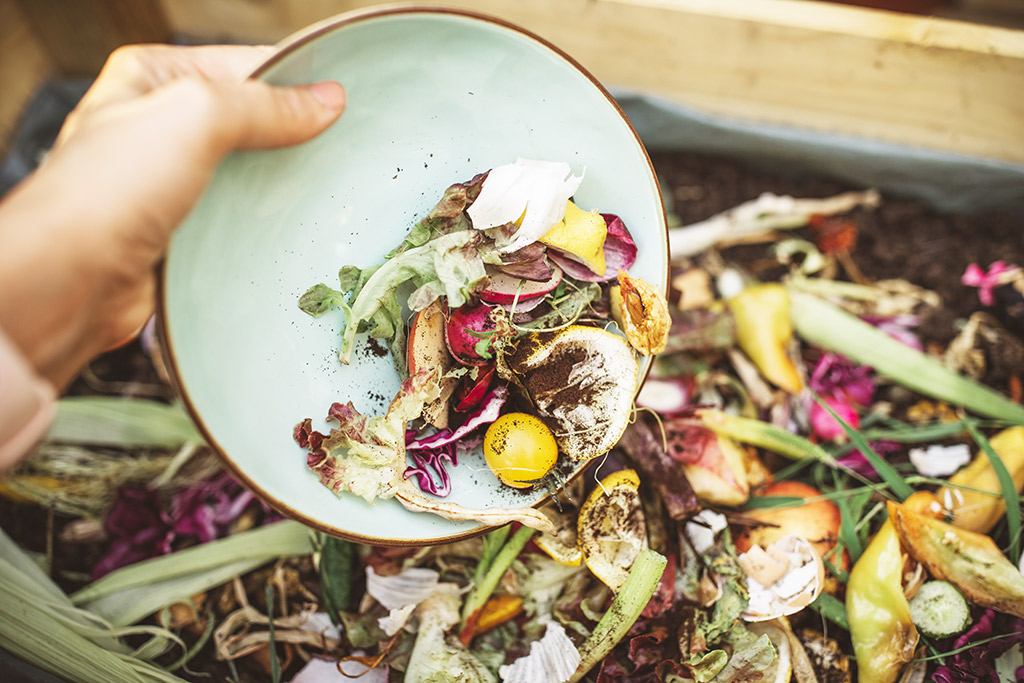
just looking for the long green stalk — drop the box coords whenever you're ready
[459,525,535,636]
[569,549,667,682]
[73,521,314,626]
[789,291,1024,424]
[697,409,835,464]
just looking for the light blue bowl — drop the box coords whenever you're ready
[160,6,667,544]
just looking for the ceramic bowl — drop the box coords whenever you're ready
[160,6,667,544]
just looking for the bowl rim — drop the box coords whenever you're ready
[156,3,668,546]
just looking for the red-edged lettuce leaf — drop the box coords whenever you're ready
[547,213,638,282]
[386,172,487,258]
[493,243,554,281]
[294,369,441,503]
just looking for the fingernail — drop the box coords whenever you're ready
[308,81,346,111]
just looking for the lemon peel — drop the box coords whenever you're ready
[540,200,608,276]
[507,325,638,463]
[577,469,648,591]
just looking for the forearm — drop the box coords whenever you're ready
[0,161,113,387]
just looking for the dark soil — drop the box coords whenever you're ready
[4,150,1024,681]
[652,151,1024,336]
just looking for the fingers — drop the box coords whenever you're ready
[227,80,347,151]
[152,76,347,155]
[59,44,279,146]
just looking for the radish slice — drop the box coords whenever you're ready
[454,365,496,413]
[444,301,500,366]
[496,294,548,314]
[635,377,691,414]
[479,266,563,305]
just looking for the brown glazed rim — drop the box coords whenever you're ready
[156,4,669,546]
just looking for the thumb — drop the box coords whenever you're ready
[190,78,347,153]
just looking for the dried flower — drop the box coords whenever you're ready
[962,261,1022,307]
[809,396,860,441]
[809,353,875,407]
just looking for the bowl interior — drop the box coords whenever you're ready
[162,7,667,544]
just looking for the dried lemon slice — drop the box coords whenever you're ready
[577,469,648,591]
[506,325,638,462]
[610,270,670,355]
[534,502,583,567]
[535,533,583,568]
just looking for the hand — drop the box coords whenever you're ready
[0,44,345,387]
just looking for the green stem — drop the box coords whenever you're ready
[569,549,667,683]
[789,290,1024,424]
[460,525,533,632]
[697,409,834,464]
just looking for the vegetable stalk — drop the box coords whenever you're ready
[568,548,667,683]
[789,290,1024,423]
[459,525,535,643]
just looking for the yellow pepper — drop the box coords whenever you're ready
[936,426,1024,533]
[846,493,937,683]
[728,283,802,394]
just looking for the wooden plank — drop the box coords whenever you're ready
[0,0,56,158]
[156,0,1024,164]
[14,0,171,76]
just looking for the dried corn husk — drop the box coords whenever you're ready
[0,527,185,682]
[1,397,216,517]
[73,521,314,627]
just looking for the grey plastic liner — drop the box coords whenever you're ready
[614,91,1024,215]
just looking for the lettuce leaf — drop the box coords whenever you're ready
[294,369,441,504]
[299,230,492,366]
[387,173,487,258]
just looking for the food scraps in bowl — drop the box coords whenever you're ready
[292,159,670,532]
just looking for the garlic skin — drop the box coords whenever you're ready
[739,534,824,622]
[467,159,583,254]
[909,443,971,478]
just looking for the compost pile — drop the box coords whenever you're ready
[2,151,1024,683]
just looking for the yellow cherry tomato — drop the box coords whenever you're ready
[483,413,558,488]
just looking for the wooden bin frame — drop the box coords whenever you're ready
[3,0,1024,164]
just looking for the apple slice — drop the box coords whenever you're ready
[407,299,455,429]
[479,265,562,305]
